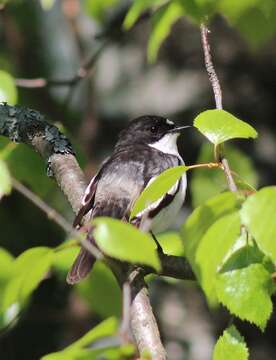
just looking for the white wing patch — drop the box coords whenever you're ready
[82,175,96,206]
[166,119,174,125]
[135,176,180,219]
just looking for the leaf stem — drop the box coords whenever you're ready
[12,177,103,260]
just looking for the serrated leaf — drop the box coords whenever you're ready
[191,143,258,207]
[181,192,242,304]
[0,159,11,200]
[0,70,17,105]
[213,325,249,360]
[77,261,121,318]
[2,247,53,311]
[240,187,276,261]
[93,217,161,271]
[182,191,242,260]
[216,264,273,330]
[130,165,188,219]
[194,109,257,145]
[123,0,166,29]
[148,1,184,62]
[41,317,118,360]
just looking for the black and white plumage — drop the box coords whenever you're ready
[67,115,188,284]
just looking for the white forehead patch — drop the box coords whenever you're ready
[166,119,174,125]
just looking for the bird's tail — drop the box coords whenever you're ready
[66,245,96,284]
[67,200,129,285]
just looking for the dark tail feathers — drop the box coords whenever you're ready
[66,247,96,284]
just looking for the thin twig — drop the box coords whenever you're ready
[12,177,103,260]
[200,24,222,110]
[200,23,237,192]
[15,40,108,89]
[221,158,238,192]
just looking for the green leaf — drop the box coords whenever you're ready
[219,0,276,47]
[0,70,17,105]
[0,159,11,200]
[123,0,166,29]
[52,246,79,276]
[157,231,184,256]
[216,264,273,330]
[2,247,53,311]
[195,212,241,303]
[77,261,121,318]
[93,217,160,271]
[84,0,120,22]
[191,143,258,207]
[130,165,188,219]
[181,192,242,304]
[213,325,249,360]
[240,187,276,261]
[148,1,184,62]
[220,244,274,274]
[40,0,55,10]
[194,109,257,145]
[41,317,118,360]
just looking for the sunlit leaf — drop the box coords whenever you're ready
[219,0,276,47]
[130,165,188,219]
[123,0,166,29]
[240,187,276,261]
[84,0,120,22]
[0,70,17,105]
[216,264,273,330]
[191,143,258,206]
[157,231,184,256]
[194,212,241,303]
[2,247,53,311]
[148,1,184,62]
[52,245,79,276]
[0,159,11,200]
[41,317,118,360]
[40,0,55,10]
[213,325,249,360]
[194,110,257,145]
[181,192,243,304]
[77,261,121,318]
[93,217,160,271]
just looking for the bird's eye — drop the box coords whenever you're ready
[150,125,157,133]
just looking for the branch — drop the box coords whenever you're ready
[129,269,167,360]
[0,103,194,358]
[200,24,238,192]
[15,40,108,89]
[12,177,103,260]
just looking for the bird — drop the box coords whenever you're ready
[67,115,189,284]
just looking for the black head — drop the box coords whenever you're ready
[116,115,188,148]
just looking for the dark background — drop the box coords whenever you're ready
[0,1,275,359]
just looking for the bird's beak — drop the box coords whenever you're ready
[167,125,191,134]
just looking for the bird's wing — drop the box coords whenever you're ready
[73,157,111,228]
[73,173,100,228]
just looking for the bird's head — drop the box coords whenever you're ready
[116,115,189,154]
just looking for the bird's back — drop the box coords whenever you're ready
[92,144,180,220]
